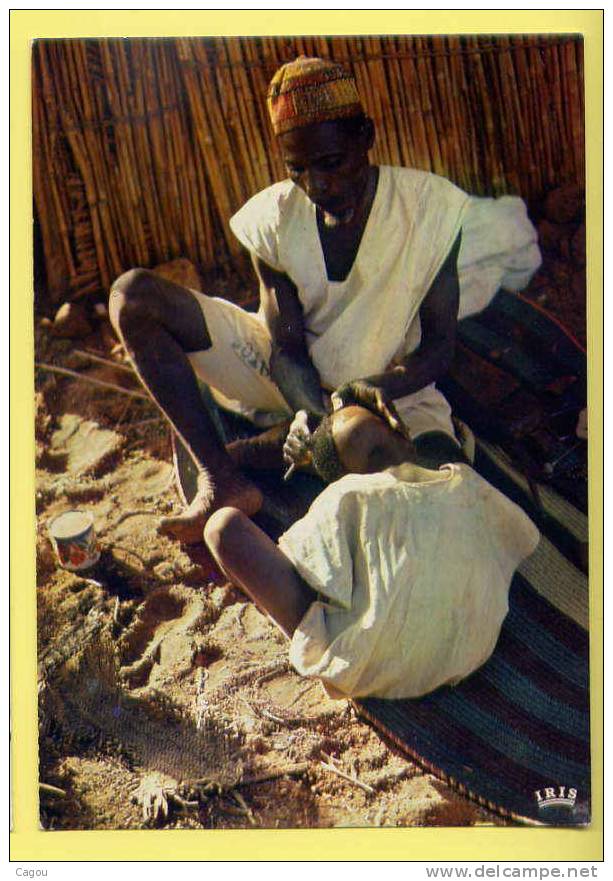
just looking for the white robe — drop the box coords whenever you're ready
[230,167,541,438]
[278,463,540,700]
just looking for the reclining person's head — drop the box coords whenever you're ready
[310,405,416,483]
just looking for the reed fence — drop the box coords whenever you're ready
[32,34,584,305]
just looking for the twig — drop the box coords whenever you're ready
[285,680,319,708]
[232,790,257,826]
[254,661,291,688]
[113,397,133,431]
[168,791,199,812]
[319,753,375,794]
[234,603,247,634]
[187,763,309,793]
[35,362,149,399]
[39,782,66,798]
[237,763,310,787]
[73,349,135,374]
[260,708,287,725]
[123,417,164,429]
[114,509,158,526]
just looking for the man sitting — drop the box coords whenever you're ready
[109,56,540,543]
[204,405,539,700]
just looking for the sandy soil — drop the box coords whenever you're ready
[35,324,501,832]
[35,189,585,831]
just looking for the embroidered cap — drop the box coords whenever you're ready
[267,56,364,136]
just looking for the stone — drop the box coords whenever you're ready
[49,414,123,476]
[51,302,93,339]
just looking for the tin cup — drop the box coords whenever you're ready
[48,510,100,572]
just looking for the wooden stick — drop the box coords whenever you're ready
[73,349,135,374]
[319,753,375,795]
[113,509,158,526]
[35,362,148,399]
[39,782,67,798]
[238,763,310,787]
[232,790,257,826]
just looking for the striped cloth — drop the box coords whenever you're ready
[355,441,590,826]
[175,380,590,825]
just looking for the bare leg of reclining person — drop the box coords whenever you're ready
[204,405,459,636]
[204,507,316,638]
[109,268,263,544]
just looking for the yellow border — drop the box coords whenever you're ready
[10,9,603,862]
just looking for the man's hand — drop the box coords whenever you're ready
[283,410,314,474]
[331,380,411,439]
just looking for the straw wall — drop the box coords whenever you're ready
[32,34,584,305]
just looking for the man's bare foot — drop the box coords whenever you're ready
[159,469,263,545]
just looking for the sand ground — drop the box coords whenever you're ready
[35,322,502,831]
[35,190,584,830]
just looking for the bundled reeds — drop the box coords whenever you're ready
[32,34,585,306]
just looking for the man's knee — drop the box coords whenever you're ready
[203,507,247,561]
[108,267,156,331]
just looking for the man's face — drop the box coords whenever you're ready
[278,119,373,222]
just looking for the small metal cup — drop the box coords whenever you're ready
[48,510,100,572]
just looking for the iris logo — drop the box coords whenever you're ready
[534,786,577,809]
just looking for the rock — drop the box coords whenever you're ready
[152,258,204,292]
[543,185,584,224]
[571,223,586,267]
[51,302,93,339]
[49,414,123,476]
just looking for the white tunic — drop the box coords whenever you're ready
[278,463,540,700]
[230,167,540,438]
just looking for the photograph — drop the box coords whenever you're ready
[17,13,598,853]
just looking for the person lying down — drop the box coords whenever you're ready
[204,406,540,700]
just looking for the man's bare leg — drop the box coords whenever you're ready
[109,269,262,543]
[204,507,315,638]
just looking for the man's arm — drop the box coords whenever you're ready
[332,231,462,424]
[368,230,462,397]
[252,255,327,417]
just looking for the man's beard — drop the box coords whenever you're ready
[321,205,355,228]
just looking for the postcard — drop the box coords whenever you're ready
[10,8,603,864]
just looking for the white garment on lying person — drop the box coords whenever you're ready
[278,463,540,700]
[230,166,540,439]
